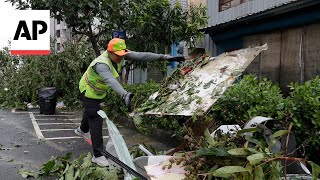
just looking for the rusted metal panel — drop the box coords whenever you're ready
[304,24,320,81]
[242,23,319,91]
[243,34,262,79]
[260,32,282,83]
[280,27,304,94]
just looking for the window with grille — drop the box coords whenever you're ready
[219,0,252,11]
[57,43,60,52]
[56,30,60,38]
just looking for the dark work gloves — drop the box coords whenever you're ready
[164,55,186,62]
[124,92,134,112]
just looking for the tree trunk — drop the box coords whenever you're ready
[88,25,101,57]
[91,39,101,57]
[124,65,130,84]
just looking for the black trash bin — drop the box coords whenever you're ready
[38,87,58,115]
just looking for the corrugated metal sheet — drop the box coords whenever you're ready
[207,0,299,28]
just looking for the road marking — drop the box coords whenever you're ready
[29,112,44,140]
[33,111,76,114]
[38,123,81,125]
[35,118,81,121]
[41,128,108,132]
[45,136,109,140]
[34,115,76,117]
[11,109,29,113]
[29,111,109,143]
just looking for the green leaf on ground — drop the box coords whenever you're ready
[41,160,55,175]
[272,130,288,138]
[91,167,113,179]
[65,164,75,180]
[19,169,38,178]
[237,128,259,135]
[253,166,264,180]
[212,166,249,178]
[133,114,142,126]
[204,129,216,147]
[309,161,320,179]
[82,152,92,168]
[6,158,14,162]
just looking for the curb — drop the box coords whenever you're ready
[112,116,183,148]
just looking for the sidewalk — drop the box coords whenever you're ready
[0,109,172,179]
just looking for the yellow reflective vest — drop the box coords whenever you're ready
[79,51,121,99]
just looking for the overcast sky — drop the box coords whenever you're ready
[0,0,16,50]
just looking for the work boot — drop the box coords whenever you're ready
[74,127,91,140]
[92,156,109,166]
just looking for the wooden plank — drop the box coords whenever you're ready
[260,32,281,83]
[304,23,320,81]
[280,27,304,94]
[243,34,261,79]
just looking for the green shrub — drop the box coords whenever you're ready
[209,75,320,163]
[0,43,95,109]
[103,82,160,118]
[211,75,287,125]
[289,76,320,162]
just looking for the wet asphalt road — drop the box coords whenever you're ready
[0,109,171,179]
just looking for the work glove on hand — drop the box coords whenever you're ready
[124,92,134,112]
[164,55,186,62]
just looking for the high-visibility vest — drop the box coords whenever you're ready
[79,51,121,99]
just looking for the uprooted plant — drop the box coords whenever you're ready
[164,123,320,180]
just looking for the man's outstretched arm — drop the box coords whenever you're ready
[94,63,127,98]
[124,51,168,62]
[124,51,185,62]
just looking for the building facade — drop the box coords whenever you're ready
[50,18,73,53]
[203,0,320,93]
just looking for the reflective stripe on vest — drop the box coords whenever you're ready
[84,73,105,93]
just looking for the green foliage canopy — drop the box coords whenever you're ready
[6,0,207,57]
[0,42,95,108]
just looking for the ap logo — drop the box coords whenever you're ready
[10,10,50,55]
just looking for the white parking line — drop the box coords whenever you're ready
[38,123,81,125]
[41,128,108,132]
[29,111,109,141]
[35,118,81,121]
[29,112,44,140]
[11,109,29,113]
[34,115,76,117]
[45,136,109,140]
